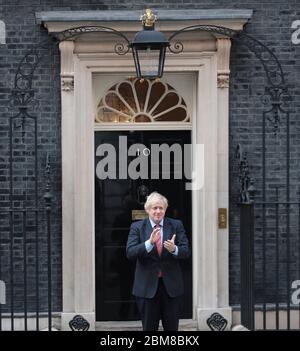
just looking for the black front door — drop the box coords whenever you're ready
[95,130,192,321]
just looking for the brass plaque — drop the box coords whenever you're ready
[132,209,147,221]
[218,208,227,229]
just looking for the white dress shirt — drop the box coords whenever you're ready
[145,218,178,255]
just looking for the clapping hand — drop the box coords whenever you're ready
[149,226,161,245]
[164,234,176,253]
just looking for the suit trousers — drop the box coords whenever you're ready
[135,278,181,331]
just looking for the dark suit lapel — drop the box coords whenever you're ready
[162,218,173,256]
[163,218,173,241]
[144,218,153,241]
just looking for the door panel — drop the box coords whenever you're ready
[95,130,192,321]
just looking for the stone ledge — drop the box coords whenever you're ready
[36,9,253,24]
[96,319,197,331]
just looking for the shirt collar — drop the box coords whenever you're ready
[149,218,164,228]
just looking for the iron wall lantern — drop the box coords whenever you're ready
[130,9,169,79]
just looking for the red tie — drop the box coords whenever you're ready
[155,224,162,256]
[155,225,163,278]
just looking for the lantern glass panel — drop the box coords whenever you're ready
[137,47,161,78]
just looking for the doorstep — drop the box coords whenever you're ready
[95,319,197,331]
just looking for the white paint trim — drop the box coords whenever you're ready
[94,122,192,131]
[60,41,75,313]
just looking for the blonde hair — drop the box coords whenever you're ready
[144,192,168,211]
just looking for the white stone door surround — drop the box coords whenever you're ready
[38,9,252,331]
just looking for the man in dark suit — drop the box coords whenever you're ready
[126,192,190,331]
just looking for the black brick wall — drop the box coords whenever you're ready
[0,0,300,312]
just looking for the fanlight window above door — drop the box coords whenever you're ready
[95,78,190,123]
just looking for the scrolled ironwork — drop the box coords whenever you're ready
[11,25,131,111]
[11,23,289,117]
[11,38,54,110]
[168,24,238,42]
[168,41,183,54]
[57,25,130,55]
[44,153,53,210]
[168,24,291,138]
[236,144,255,204]
[261,85,290,134]
[206,312,228,331]
[168,24,285,89]
[69,315,90,331]
[114,42,130,55]
[57,25,130,43]
[14,38,51,90]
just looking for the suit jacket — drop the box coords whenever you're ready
[126,217,190,299]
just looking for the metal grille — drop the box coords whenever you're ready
[0,37,55,331]
[238,85,299,329]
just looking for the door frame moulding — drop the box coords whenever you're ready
[59,45,231,331]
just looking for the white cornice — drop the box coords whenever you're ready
[36,9,253,23]
[36,9,253,34]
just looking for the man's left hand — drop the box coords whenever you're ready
[164,234,176,253]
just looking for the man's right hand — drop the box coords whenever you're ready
[149,226,161,245]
